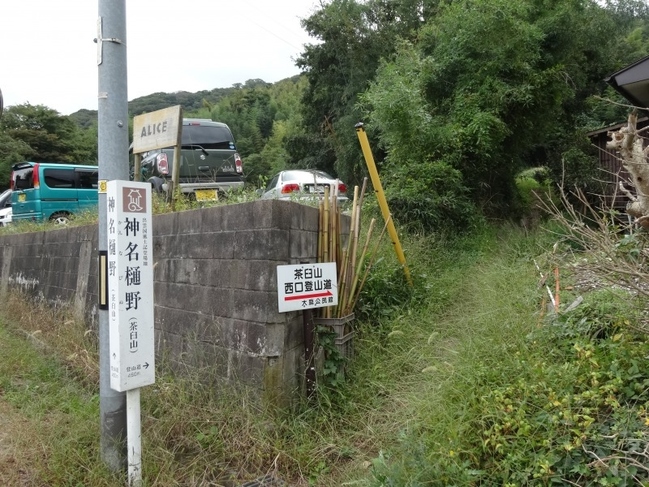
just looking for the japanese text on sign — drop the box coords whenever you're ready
[106,180,155,391]
[276,262,338,313]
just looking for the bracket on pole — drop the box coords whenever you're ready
[95,17,124,66]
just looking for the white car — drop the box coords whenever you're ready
[260,170,349,204]
[0,189,11,226]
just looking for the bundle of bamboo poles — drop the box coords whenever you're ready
[317,177,387,319]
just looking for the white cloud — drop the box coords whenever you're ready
[1,0,317,115]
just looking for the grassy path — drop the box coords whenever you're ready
[331,226,548,485]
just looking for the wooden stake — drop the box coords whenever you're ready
[554,267,560,312]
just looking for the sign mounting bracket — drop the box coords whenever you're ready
[95,17,124,66]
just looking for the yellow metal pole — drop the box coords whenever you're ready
[355,122,413,287]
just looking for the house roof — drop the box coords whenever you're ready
[605,55,649,109]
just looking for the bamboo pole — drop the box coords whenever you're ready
[316,180,375,318]
[318,199,324,264]
[330,188,337,266]
[326,189,334,318]
[350,181,366,289]
[346,218,376,314]
[338,186,359,317]
[354,177,368,241]
[323,186,330,264]
[350,216,390,312]
[336,204,353,311]
[336,204,342,270]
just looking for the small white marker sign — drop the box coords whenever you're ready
[107,180,155,392]
[277,262,338,313]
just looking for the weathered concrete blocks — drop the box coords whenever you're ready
[0,200,345,407]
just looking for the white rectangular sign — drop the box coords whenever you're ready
[107,180,155,391]
[277,262,338,313]
[131,105,182,154]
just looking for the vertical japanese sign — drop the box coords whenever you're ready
[107,180,155,392]
[276,262,338,313]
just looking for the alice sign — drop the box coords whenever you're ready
[106,180,155,392]
[131,105,182,154]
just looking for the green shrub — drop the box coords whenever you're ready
[371,288,649,486]
[383,159,482,233]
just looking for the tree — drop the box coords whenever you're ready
[199,78,307,185]
[0,104,95,164]
[0,132,32,188]
[296,0,435,185]
[362,0,640,227]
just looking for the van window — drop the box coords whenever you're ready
[78,170,99,189]
[13,167,34,190]
[182,125,234,150]
[44,169,75,188]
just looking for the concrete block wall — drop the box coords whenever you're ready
[0,199,324,406]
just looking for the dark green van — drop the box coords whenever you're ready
[137,118,244,200]
[11,162,99,224]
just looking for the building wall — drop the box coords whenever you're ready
[0,199,325,406]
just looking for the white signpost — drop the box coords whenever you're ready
[276,262,338,313]
[106,180,154,486]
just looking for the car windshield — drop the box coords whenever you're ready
[283,170,335,181]
[0,189,11,207]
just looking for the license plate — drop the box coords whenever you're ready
[18,193,26,202]
[195,189,218,201]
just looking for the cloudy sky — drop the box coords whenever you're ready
[1,0,319,115]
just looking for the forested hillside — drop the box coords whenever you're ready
[1,0,648,231]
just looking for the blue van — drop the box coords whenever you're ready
[11,162,99,224]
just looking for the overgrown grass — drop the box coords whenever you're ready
[0,216,552,485]
[2,194,645,485]
[364,209,649,485]
[0,309,119,486]
[343,224,554,484]
[369,284,649,485]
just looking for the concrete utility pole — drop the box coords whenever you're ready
[97,0,129,471]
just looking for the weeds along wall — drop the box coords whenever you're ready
[0,199,331,407]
